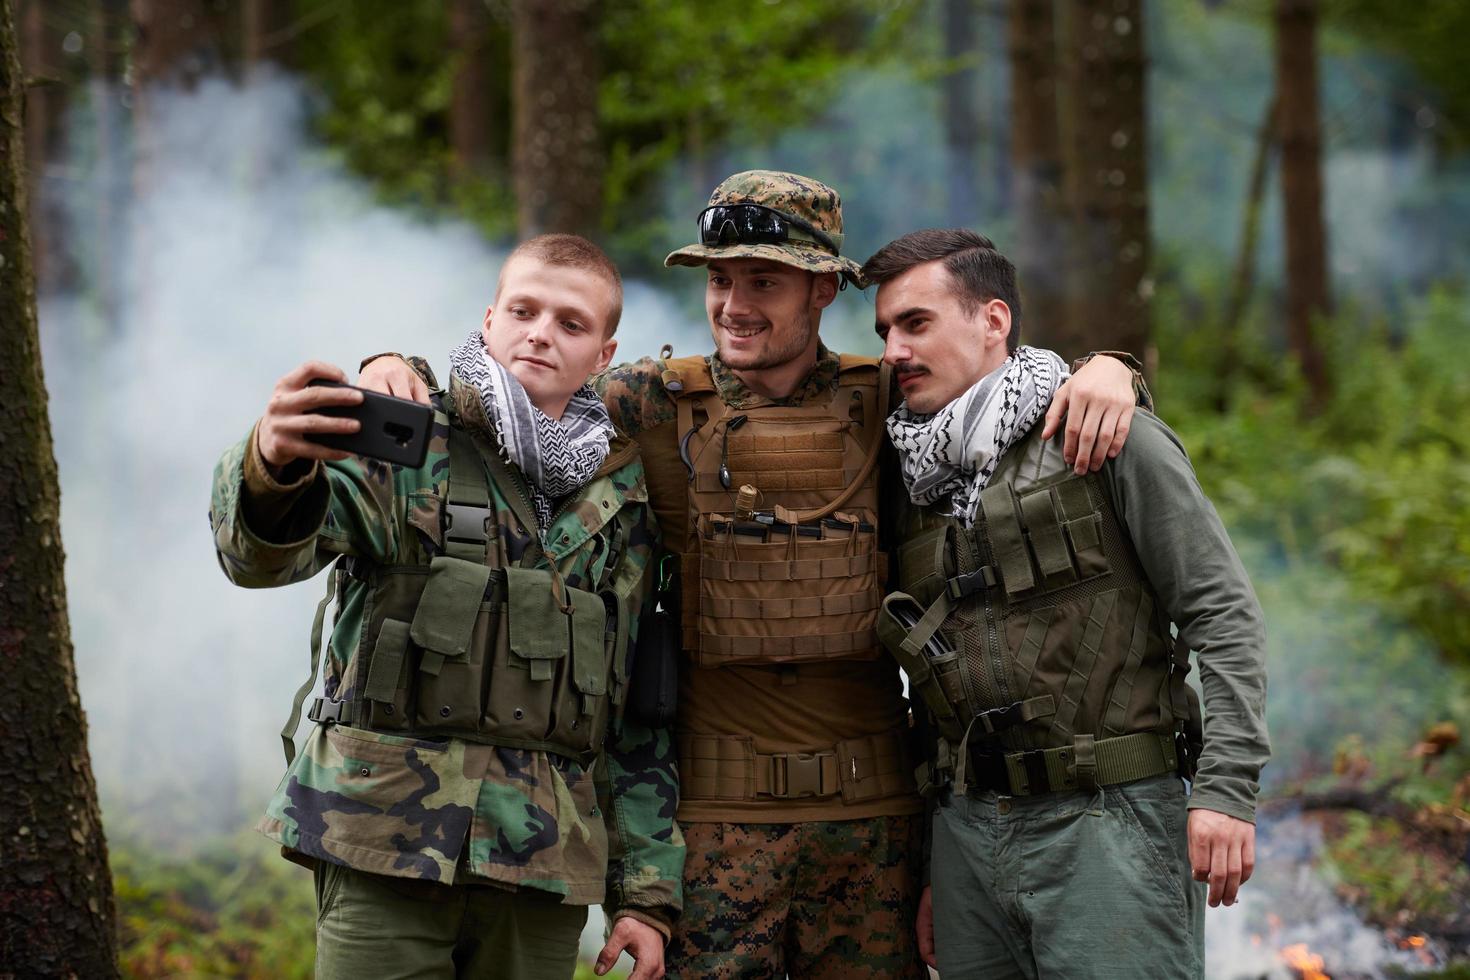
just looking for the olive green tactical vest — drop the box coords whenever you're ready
[305,420,634,764]
[878,422,1202,796]
[663,354,890,668]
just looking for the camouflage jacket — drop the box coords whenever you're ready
[209,373,683,928]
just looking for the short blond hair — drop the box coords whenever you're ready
[499,233,624,336]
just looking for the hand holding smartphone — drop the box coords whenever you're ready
[305,379,432,468]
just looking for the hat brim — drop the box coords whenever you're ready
[665,242,866,287]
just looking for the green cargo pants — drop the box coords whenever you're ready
[931,773,1205,979]
[313,862,587,980]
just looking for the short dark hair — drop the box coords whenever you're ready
[861,229,1022,352]
[501,233,624,336]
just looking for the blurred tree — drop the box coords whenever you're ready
[1008,0,1070,351]
[1274,0,1331,411]
[129,0,223,87]
[18,0,63,290]
[0,1,119,974]
[448,0,502,183]
[1061,0,1152,362]
[511,0,601,237]
[1216,94,1277,412]
[940,0,982,228]
[243,0,292,74]
[89,0,129,334]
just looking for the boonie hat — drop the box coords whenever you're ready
[665,170,865,286]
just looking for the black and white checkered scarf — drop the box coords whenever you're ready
[887,346,1068,527]
[449,331,612,531]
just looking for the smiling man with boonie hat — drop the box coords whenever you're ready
[665,169,866,285]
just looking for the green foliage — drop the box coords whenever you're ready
[113,833,316,978]
[1324,812,1469,923]
[1159,288,1470,669]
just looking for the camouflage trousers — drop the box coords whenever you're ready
[313,862,586,980]
[665,815,928,980]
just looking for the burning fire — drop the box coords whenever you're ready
[1279,943,1330,980]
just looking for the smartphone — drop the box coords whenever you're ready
[305,380,432,468]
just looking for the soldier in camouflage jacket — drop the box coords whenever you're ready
[210,235,682,980]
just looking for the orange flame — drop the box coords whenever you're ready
[1406,935,1427,948]
[1280,943,1330,980]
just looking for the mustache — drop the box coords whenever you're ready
[894,363,927,377]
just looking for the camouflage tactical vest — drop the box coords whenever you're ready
[878,422,1202,798]
[663,354,889,668]
[307,419,634,764]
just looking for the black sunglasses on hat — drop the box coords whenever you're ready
[697,204,843,256]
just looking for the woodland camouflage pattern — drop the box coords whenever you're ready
[665,816,928,979]
[664,169,866,284]
[210,372,683,919]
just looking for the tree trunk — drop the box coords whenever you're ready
[1274,0,1331,412]
[242,0,290,74]
[510,0,602,238]
[18,0,70,292]
[449,0,494,181]
[941,0,981,229]
[1060,0,1152,362]
[1216,95,1277,412]
[1008,0,1070,351]
[89,0,129,335]
[0,2,120,974]
[129,0,218,87]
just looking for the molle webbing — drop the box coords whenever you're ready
[663,354,888,668]
[678,729,912,804]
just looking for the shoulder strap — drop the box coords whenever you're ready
[783,360,891,523]
[280,565,338,765]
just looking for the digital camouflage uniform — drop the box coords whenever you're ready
[210,368,684,978]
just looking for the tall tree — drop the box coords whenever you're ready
[1061,0,1152,361]
[129,0,219,88]
[510,0,602,238]
[242,0,291,74]
[1274,0,1331,410]
[18,0,70,292]
[449,0,494,181]
[940,0,982,228]
[1008,0,1070,350]
[0,1,119,974]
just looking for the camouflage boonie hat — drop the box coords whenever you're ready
[666,170,865,286]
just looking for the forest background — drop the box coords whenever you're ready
[2,0,1468,977]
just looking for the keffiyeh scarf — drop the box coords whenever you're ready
[887,346,1069,526]
[449,331,613,531]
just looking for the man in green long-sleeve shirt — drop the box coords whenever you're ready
[863,229,1269,979]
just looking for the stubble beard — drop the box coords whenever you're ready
[715,307,816,372]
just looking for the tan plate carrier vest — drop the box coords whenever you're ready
[288,419,633,767]
[878,423,1203,799]
[662,354,916,808]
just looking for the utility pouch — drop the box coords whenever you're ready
[877,593,965,743]
[627,571,680,728]
[545,583,613,754]
[410,557,494,732]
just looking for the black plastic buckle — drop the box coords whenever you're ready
[308,697,349,725]
[946,565,997,601]
[444,501,491,545]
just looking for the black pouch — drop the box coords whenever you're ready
[626,557,679,728]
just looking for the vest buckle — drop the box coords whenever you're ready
[444,501,492,546]
[946,565,997,602]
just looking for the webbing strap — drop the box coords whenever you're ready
[280,569,336,765]
[1048,591,1118,741]
[899,590,955,661]
[701,552,873,582]
[699,628,877,661]
[678,728,911,802]
[979,484,1034,596]
[472,434,543,566]
[701,589,878,620]
[1019,489,1073,579]
[1103,593,1155,736]
[1011,609,1054,695]
[445,426,493,562]
[998,730,1178,797]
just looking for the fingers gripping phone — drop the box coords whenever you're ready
[306,380,433,468]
